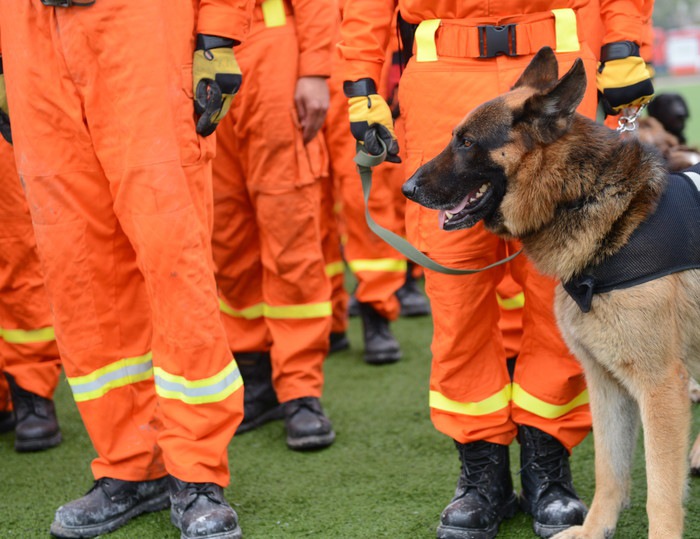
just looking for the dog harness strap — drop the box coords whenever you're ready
[354,146,521,276]
[563,163,700,312]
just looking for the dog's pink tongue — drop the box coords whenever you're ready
[438,196,471,230]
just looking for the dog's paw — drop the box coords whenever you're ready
[688,378,700,402]
[551,526,600,539]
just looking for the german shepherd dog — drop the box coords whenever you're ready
[402,47,699,538]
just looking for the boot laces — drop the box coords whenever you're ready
[182,483,223,510]
[519,437,576,497]
[460,445,500,494]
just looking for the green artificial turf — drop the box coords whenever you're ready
[2,302,700,538]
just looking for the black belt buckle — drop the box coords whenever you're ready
[478,24,517,58]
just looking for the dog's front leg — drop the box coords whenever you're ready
[553,358,639,539]
[637,359,689,538]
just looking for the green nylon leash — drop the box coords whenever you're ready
[353,145,522,276]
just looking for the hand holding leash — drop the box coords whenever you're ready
[344,78,401,163]
[596,41,654,116]
[193,34,242,137]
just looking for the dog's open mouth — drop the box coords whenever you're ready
[438,182,492,230]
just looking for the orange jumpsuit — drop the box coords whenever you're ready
[340,0,647,451]
[0,140,61,404]
[211,0,336,403]
[0,0,251,486]
[323,7,407,322]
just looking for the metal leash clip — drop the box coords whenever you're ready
[616,103,647,133]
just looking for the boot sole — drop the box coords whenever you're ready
[171,513,243,539]
[286,430,336,451]
[236,405,284,435]
[15,430,62,452]
[364,350,402,365]
[50,491,170,538]
[436,491,518,539]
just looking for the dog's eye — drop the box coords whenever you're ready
[463,139,473,148]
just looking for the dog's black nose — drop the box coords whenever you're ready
[402,177,417,200]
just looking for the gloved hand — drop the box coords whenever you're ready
[344,78,400,163]
[0,56,12,144]
[597,41,654,115]
[193,34,242,136]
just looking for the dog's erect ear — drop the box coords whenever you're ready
[512,47,558,91]
[518,58,587,142]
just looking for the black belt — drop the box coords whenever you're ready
[41,0,95,7]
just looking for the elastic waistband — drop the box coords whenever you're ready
[253,0,293,27]
[413,9,580,62]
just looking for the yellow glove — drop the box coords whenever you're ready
[344,78,400,163]
[0,57,11,144]
[597,41,654,115]
[193,34,242,137]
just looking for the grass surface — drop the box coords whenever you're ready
[2,304,700,538]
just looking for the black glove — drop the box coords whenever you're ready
[193,34,242,136]
[344,78,400,163]
[597,41,654,116]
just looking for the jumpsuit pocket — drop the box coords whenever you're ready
[177,64,216,166]
[291,108,329,188]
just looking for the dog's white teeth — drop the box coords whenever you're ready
[445,211,454,221]
[479,184,489,194]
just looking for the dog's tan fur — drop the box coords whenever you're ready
[402,47,699,538]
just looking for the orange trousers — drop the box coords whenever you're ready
[323,48,406,321]
[211,16,332,403]
[0,141,61,400]
[400,32,598,451]
[0,1,243,485]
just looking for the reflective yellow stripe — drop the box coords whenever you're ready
[67,352,154,403]
[262,0,286,28]
[348,258,407,273]
[219,298,265,320]
[219,298,331,320]
[326,261,345,278]
[497,292,525,310]
[512,383,589,419]
[551,9,579,53]
[0,326,55,344]
[264,302,332,319]
[415,19,441,62]
[155,358,242,405]
[429,385,512,416]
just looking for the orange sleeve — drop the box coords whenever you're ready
[599,0,649,46]
[337,0,396,85]
[197,0,254,43]
[291,0,338,78]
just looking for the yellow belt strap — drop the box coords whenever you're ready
[262,0,286,28]
[551,8,580,53]
[415,19,441,62]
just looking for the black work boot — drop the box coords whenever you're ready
[518,425,587,538]
[396,265,431,317]
[169,477,241,539]
[329,331,350,354]
[283,396,335,451]
[437,441,518,539]
[6,373,61,452]
[358,302,402,364]
[50,476,170,538]
[235,352,283,434]
[0,410,15,433]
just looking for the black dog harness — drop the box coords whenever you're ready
[563,163,700,312]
